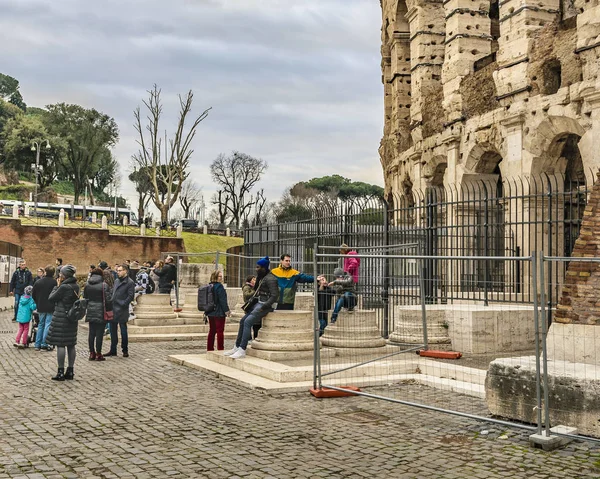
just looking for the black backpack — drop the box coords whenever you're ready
[197,283,216,314]
[67,286,88,322]
[147,275,156,294]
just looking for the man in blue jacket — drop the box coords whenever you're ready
[9,260,33,322]
[104,264,135,358]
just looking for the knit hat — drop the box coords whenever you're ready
[61,264,76,278]
[256,256,270,269]
[24,285,33,295]
[98,261,108,270]
[334,267,345,277]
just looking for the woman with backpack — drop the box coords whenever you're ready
[83,268,112,362]
[46,264,80,381]
[205,270,231,352]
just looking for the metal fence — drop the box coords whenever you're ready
[311,249,599,444]
[245,173,592,317]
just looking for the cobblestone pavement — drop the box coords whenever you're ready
[1,310,599,479]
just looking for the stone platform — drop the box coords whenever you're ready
[485,322,600,438]
[390,304,537,354]
[169,308,486,395]
[321,309,398,357]
[169,352,486,396]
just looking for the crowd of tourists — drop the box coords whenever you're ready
[8,255,178,381]
[7,243,360,379]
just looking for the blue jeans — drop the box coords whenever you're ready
[331,292,356,322]
[35,312,53,348]
[109,322,128,354]
[13,293,21,320]
[235,302,270,350]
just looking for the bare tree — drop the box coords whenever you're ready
[210,151,267,228]
[211,190,230,226]
[179,179,202,218]
[132,85,211,222]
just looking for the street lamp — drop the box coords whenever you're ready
[31,140,51,217]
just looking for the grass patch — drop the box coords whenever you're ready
[52,180,75,195]
[181,232,243,265]
[0,184,32,200]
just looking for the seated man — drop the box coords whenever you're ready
[225,256,279,359]
[329,268,356,324]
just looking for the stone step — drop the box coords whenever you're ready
[127,323,239,335]
[128,331,239,343]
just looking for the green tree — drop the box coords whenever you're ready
[129,166,154,222]
[1,114,65,188]
[303,175,384,200]
[45,103,119,203]
[0,73,26,112]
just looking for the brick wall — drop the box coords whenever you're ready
[555,172,600,325]
[0,219,185,274]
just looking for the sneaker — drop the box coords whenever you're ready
[224,346,240,356]
[230,348,246,359]
[17,344,25,349]
[13,343,18,348]
[34,347,41,351]
[330,319,337,324]
[45,346,54,351]
[347,308,355,314]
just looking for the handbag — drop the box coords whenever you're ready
[102,283,114,321]
[67,286,88,322]
[241,279,263,313]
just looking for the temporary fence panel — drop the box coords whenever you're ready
[537,255,600,442]
[313,248,551,432]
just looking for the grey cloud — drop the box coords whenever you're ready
[1,0,384,214]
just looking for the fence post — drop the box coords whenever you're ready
[537,251,551,437]
[382,199,390,338]
[313,242,321,390]
[546,175,553,326]
[425,189,435,304]
[483,182,489,306]
[418,256,429,351]
[532,252,543,435]
[174,253,180,310]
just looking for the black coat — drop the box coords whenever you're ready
[9,268,33,295]
[155,263,177,290]
[45,277,80,347]
[32,275,58,313]
[84,274,113,324]
[112,276,135,324]
[206,282,230,318]
[256,271,280,311]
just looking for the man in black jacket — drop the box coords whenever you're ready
[104,264,135,358]
[9,260,33,322]
[153,256,177,294]
[225,256,279,359]
[31,265,58,351]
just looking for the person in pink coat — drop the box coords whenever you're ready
[340,243,360,285]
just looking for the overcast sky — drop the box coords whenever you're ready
[1,0,384,219]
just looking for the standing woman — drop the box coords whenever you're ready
[206,270,231,351]
[84,268,112,361]
[46,264,79,381]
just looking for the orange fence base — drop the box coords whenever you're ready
[417,350,462,359]
[309,386,361,398]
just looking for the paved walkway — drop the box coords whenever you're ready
[0,310,599,478]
